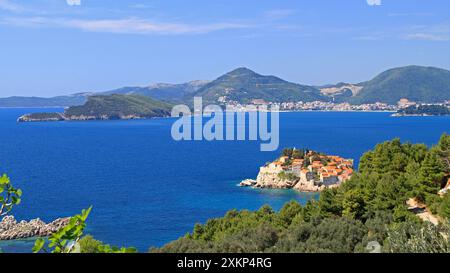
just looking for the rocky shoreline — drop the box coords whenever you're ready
[239,174,327,192]
[17,113,162,122]
[0,216,69,241]
[391,113,437,117]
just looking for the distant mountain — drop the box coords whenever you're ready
[100,80,209,102]
[18,94,173,122]
[349,66,450,104]
[189,67,328,104]
[5,66,450,108]
[1,81,207,107]
[0,94,88,108]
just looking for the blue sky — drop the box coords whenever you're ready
[1,0,450,97]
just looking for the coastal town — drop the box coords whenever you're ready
[225,99,398,112]
[224,98,450,113]
[240,148,354,192]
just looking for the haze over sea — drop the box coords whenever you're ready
[0,108,449,252]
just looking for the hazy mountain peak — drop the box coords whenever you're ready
[186,80,210,86]
[147,83,175,89]
[225,67,259,77]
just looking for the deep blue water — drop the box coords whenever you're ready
[0,108,449,252]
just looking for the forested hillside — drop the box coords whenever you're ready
[350,66,450,104]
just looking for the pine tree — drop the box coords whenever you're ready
[419,149,446,195]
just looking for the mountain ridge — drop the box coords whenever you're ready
[3,65,450,107]
[99,80,209,102]
[189,67,328,104]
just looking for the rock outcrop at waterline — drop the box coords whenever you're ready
[17,113,65,122]
[240,172,326,192]
[0,216,69,240]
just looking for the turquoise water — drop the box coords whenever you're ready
[0,109,449,252]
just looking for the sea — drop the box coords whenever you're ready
[0,108,449,252]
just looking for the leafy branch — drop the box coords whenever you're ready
[0,174,22,217]
[33,206,92,253]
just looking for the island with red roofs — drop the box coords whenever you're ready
[240,148,354,192]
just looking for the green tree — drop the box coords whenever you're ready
[418,150,445,197]
[282,148,293,158]
[78,235,103,253]
[440,193,450,218]
[385,220,449,253]
[0,174,22,217]
[292,149,305,159]
[342,189,366,219]
[297,200,321,223]
[277,201,302,228]
[192,223,204,240]
[79,235,138,253]
[216,224,278,253]
[318,188,342,217]
[435,133,450,173]
[276,217,366,253]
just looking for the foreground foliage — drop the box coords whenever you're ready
[32,207,137,253]
[152,134,450,253]
[0,175,136,253]
[0,174,22,217]
[33,207,93,253]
